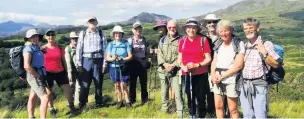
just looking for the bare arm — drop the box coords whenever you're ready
[123,51,132,61]
[24,52,39,78]
[210,53,217,80]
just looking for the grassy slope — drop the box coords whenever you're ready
[1,44,304,118]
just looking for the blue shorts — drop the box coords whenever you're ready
[109,66,129,83]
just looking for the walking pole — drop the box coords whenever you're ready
[153,52,157,106]
[189,70,194,118]
[180,70,185,119]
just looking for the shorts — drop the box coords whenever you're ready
[45,71,69,88]
[213,83,239,98]
[109,66,129,83]
[27,73,48,98]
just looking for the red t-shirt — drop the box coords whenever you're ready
[44,45,65,72]
[178,36,211,75]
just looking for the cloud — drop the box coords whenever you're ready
[73,18,110,26]
[0,12,67,25]
[71,11,95,17]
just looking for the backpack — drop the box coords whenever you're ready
[260,41,285,85]
[10,46,26,79]
[274,44,284,61]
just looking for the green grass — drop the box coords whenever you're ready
[1,46,303,118]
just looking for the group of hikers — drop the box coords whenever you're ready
[20,13,284,118]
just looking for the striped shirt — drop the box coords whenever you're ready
[76,29,107,67]
[242,36,280,79]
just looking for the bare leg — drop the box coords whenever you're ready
[227,97,239,118]
[214,94,225,118]
[28,92,38,118]
[121,82,130,103]
[115,82,122,102]
[40,88,51,118]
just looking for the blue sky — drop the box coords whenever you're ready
[0,0,243,25]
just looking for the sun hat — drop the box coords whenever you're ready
[182,18,202,32]
[88,16,98,22]
[111,25,124,37]
[203,14,221,21]
[153,20,167,31]
[69,31,78,39]
[24,29,43,41]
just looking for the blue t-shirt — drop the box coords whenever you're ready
[23,45,45,75]
[106,40,131,67]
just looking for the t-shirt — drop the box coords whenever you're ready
[23,44,45,75]
[178,36,211,75]
[127,36,147,59]
[106,40,131,67]
[215,41,245,84]
[44,45,65,72]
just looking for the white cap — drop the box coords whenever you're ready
[69,31,78,38]
[204,14,221,21]
[133,21,143,29]
[25,29,40,39]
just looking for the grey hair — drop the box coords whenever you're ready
[216,20,234,33]
[167,19,178,26]
[243,18,260,27]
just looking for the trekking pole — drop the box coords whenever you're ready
[180,70,185,119]
[189,70,194,118]
[153,53,157,106]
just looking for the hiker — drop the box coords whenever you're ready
[157,20,183,117]
[153,20,175,104]
[23,29,50,118]
[128,21,149,105]
[153,20,168,40]
[106,25,133,109]
[211,20,244,118]
[178,18,212,118]
[76,17,108,108]
[240,18,280,118]
[65,31,80,106]
[202,13,220,117]
[42,29,76,115]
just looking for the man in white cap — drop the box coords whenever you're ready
[65,31,80,106]
[127,21,150,105]
[76,16,107,108]
[202,13,221,118]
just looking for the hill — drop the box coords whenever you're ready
[193,0,304,28]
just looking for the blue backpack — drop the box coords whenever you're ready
[274,44,284,61]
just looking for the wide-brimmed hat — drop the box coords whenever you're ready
[111,25,124,37]
[133,21,143,29]
[69,31,78,39]
[153,20,167,31]
[24,29,43,41]
[203,14,221,21]
[182,18,202,32]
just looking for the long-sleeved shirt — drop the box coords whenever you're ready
[76,28,107,67]
[65,45,77,74]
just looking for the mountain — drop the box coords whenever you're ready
[193,0,304,28]
[0,21,34,35]
[36,23,56,29]
[110,12,172,25]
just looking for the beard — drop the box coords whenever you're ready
[246,33,255,39]
[168,31,176,36]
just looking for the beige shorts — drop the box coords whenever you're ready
[213,83,239,98]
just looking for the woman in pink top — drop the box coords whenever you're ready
[178,18,212,118]
[42,30,76,116]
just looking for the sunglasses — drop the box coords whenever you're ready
[168,26,176,29]
[207,21,218,24]
[46,33,55,36]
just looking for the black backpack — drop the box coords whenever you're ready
[9,46,26,79]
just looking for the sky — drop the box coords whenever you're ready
[0,0,244,25]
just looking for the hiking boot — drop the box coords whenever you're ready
[116,101,123,109]
[141,98,148,105]
[205,112,216,118]
[49,108,58,117]
[125,102,132,108]
[66,104,77,115]
[189,115,196,118]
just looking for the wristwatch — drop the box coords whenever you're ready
[263,53,269,59]
[198,63,202,68]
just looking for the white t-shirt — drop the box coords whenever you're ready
[215,41,245,84]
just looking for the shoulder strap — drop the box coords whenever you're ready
[161,35,166,44]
